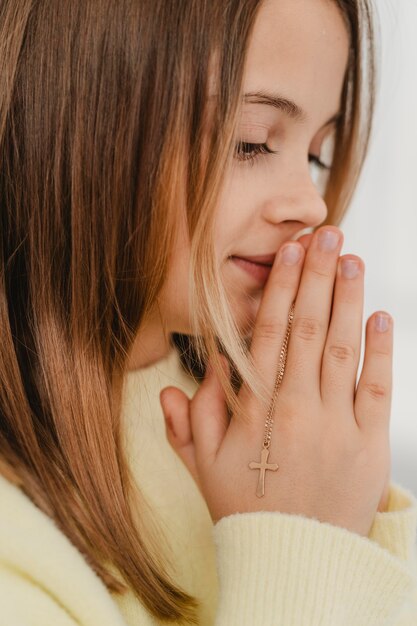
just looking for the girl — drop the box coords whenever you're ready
[0,1,416,625]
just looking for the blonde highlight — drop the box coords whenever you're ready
[183,0,377,426]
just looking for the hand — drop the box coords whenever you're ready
[298,233,392,515]
[160,226,393,536]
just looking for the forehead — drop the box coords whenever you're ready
[243,0,350,124]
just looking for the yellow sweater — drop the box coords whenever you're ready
[0,344,416,625]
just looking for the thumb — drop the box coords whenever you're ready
[159,386,199,484]
[189,354,230,467]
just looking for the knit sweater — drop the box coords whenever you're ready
[0,344,416,625]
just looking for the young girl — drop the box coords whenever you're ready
[0,0,416,624]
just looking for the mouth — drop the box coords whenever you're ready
[229,255,274,286]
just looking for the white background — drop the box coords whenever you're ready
[340,0,417,494]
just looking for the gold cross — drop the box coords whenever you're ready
[248,447,279,497]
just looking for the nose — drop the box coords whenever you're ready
[260,177,328,230]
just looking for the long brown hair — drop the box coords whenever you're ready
[0,1,375,623]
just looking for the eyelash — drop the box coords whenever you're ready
[308,154,330,171]
[234,141,277,165]
[234,141,330,170]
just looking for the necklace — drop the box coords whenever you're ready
[248,301,295,497]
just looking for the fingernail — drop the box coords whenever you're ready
[375,313,390,333]
[341,259,360,279]
[281,243,302,265]
[318,229,339,252]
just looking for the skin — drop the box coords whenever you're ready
[129,0,392,518]
[128,0,348,366]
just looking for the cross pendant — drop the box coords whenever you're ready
[248,447,279,497]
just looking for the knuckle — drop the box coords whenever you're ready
[308,265,332,280]
[373,348,391,359]
[363,381,388,401]
[326,342,356,364]
[256,319,286,343]
[292,315,323,342]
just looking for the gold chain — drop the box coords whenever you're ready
[248,301,296,497]
[262,301,295,449]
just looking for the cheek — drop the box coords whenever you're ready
[213,194,265,335]
[213,172,257,258]
[157,244,193,332]
[213,213,238,260]
[160,241,264,338]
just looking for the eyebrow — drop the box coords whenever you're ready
[242,90,341,127]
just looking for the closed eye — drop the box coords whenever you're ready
[234,141,278,165]
[234,142,331,171]
[308,153,331,170]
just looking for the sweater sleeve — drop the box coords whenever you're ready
[368,482,417,571]
[211,481,417,626]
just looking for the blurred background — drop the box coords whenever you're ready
[340,0,417,495]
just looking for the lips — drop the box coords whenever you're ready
[235,253,276,266]
[230,255,274,286]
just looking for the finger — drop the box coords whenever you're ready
[321,255,364,410]
[296,232,313,251]
[188,355,230,468]
[377,474,391,513]
[245,240,305,412]
[160,386,199,482]
[354,311,393,431]
[283,226,344,397]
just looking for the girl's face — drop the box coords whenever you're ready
[159,0,349,341]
